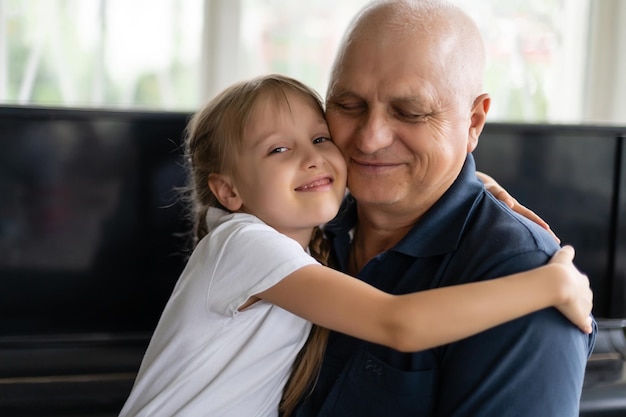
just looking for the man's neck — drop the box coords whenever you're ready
[349,205,420,274]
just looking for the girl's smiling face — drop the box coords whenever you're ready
[212,91,347,247]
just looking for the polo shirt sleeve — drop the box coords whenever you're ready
[205,219,319,317]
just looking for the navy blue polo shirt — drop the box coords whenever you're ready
[295,154,596,417]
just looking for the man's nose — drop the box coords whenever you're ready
[354,109,393,154]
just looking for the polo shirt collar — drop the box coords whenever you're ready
[325,154,484,262]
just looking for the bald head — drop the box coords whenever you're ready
[329,0,486,104]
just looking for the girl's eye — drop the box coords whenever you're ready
[269,146,289,155]
[313,136,330,144]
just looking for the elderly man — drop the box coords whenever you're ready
[295,1,596,416]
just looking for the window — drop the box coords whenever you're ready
[1,0,624,124]
[1,0,202,110]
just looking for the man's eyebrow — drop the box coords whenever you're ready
[390,96,427,107]
[327,90,360,101]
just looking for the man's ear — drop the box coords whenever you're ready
[468,93,491,152]
[208,173,243,211]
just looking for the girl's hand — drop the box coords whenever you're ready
[549,245,593,333]
[476,171,560,243]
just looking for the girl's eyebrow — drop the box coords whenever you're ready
[315,116,329,127]
[248,130,280,150]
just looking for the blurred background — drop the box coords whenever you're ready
[1,0,625,125]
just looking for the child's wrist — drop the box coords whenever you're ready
[548,263,570,306]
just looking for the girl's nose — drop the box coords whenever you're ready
[302,145,324,169]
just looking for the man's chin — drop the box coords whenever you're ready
[348,188,399,207]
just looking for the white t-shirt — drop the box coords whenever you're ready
[119,212,318,417]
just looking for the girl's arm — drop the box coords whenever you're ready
[256,245,592,352]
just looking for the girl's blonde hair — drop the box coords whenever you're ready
[182,74,330,416]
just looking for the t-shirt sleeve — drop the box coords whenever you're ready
[205,219,319,316]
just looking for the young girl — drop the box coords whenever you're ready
[119,74,592,417]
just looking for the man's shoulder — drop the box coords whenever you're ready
[470,190,560,253]
[440,190,561,284]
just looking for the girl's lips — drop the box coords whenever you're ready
[295,176,333,191]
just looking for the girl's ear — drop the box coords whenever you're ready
[208,173,243,211]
